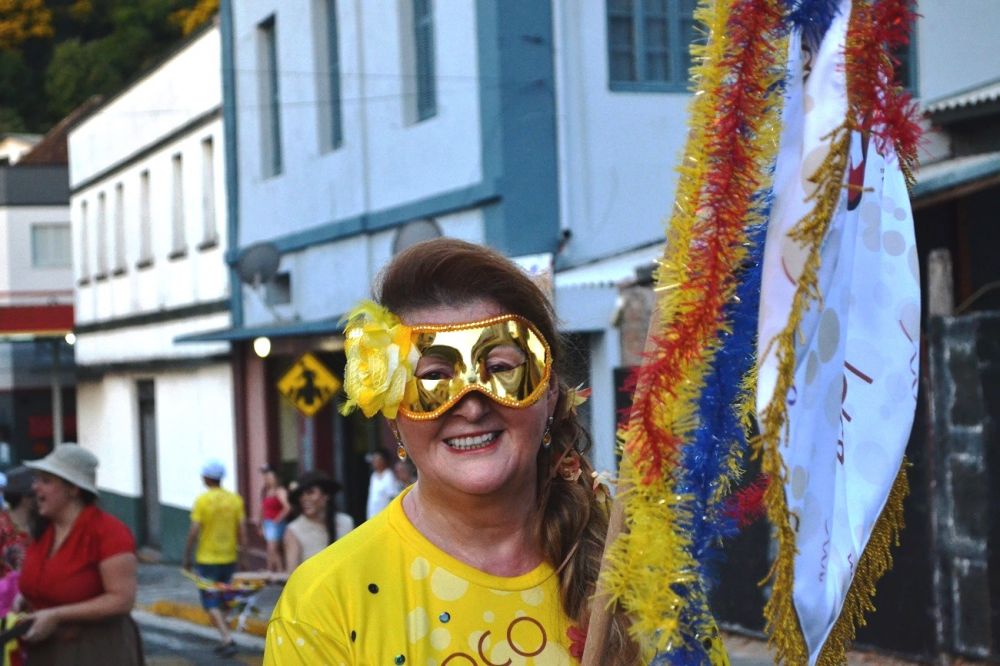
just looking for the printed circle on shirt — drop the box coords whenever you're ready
[520,586,544,607]
[411,556,431,580]
[430,627,451,651]
[407,606,430,642]
[430,567,469,601]
[442,615,551,665]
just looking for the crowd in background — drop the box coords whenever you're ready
[0,442,412,663]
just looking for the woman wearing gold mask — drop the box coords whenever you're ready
[265,239,636,665]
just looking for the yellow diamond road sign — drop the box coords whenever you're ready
[277,352,342,417]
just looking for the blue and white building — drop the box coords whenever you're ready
[189,0,701,519]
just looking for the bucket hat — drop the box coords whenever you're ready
[24,443,99,495]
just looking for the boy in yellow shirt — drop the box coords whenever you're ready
[183,459,246,657]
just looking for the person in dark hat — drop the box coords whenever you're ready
[283,471,353,572]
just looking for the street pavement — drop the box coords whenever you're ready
[132,563,923,665]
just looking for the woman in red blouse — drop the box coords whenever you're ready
[19,443,143,665]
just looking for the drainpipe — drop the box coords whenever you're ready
[51,339,63,446]
[219,0,249,498]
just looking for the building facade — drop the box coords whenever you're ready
[68,24,233,559]
[0,155,75,468]
[199,0,699,522]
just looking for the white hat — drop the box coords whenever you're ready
[201,458,226,480]
[25,443,99,495]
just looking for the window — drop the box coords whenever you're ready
[315,0,343,151]
[258,16,283,176]
[607,0,698,92]
[113,182,126,273]
[31,224,72,268]
[96,191,107,276]
[138,170,153,266]
[893,36,918,94]
[171,153,186,256]
[413,0,436,121]
[200,137,218,246]
[78,199,90,279]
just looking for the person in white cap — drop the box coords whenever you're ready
[18,443,142,664]
[183,458,246,657]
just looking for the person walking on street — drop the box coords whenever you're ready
[365,450,400,520]
[258,465,290,573]
[183,459,246,658]
[19,444,143,665]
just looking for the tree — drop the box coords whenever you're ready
[172,0,215,36]
[0,0,211,132]
[0,0,53,50]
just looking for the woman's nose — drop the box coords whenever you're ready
[450,390,490,420]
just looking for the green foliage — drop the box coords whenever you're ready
[0,0,215,133]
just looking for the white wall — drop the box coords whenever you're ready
[552,0,689,267]
[74,312,229,366]
[915,1,1000,103]
[68,28,222,188]
[72,119,228,326]
[241,206,484,326]
[76,364,236,505]
[233,0,483,247]
[0,206,72,296]
[155,364,238,508]
[77,378,141,496]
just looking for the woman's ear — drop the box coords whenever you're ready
[546,377,560,419]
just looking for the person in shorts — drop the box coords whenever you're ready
[183,459,246,657]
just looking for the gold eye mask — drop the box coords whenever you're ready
[401,315,551,420]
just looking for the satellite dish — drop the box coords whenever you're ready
[392,218,442,255]
[236,242,281,286]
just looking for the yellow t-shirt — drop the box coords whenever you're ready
[191,487,245,565]
[265,490,578,665]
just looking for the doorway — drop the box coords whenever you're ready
[137,380,161,549]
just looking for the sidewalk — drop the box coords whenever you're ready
[133,563,924,664]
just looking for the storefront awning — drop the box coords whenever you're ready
[912,151,1000,206]
[175,316,343,343]
[0,303,73,340]
[554,243,664,332]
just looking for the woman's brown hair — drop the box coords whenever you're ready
[377,238,637,663]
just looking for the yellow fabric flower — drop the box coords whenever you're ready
[340,301,418,419]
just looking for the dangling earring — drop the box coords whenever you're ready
[541,416,553,449]
[397,443,408,460]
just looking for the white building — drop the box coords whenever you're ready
[68,23,233,558]
[0,134,41,165]
[0,158,75,466]
[183,0,701,520]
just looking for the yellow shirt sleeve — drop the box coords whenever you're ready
[264,617,350,666]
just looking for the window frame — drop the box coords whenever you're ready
[607,0,698,93]
[30,223,72,269]
[413,0,436,121]
[315,0,344,151]
[258,15,283,177]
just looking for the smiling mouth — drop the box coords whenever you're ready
[444,432,499,451]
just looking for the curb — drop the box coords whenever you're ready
[133,609,266,651]
[142,600,269,637]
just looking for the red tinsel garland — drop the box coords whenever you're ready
[622,0,787,486]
